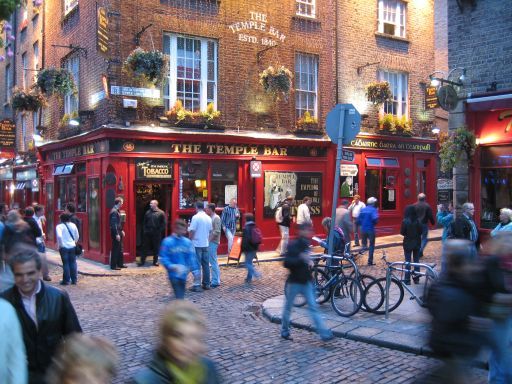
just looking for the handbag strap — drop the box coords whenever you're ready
[63,223,76,243]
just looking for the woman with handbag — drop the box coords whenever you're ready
[56,213,80,285]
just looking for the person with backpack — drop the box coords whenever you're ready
[275,196,293,255]
[241,213,262,283]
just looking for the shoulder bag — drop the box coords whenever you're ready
[64,223,83,256]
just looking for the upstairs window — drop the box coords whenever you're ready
[64,0,79,17]
[378,0,406,38]
[296,0,316,18]
[21,52,28,89]
[5,64,12,103]
[295,52,318,119]
[63,55,79,115]
[378,70,408,117]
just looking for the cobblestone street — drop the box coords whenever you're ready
[46,241,487,383]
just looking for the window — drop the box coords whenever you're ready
[33,42,39,73]
[20,114,27,152]
[378,0,406,38]
[5,64,12,102]
[180,160,208,208]
[88,178,100,248]
[296,0,316,18]
[63,55,79,115]
[55,163,85,211]
[378,70,408,117]
[21,52,28,89]
[64,0,79,16]
[365,158,399,211]
[32,110,39,131]
[211,162,238,207]
[295,52,318,119]
[164,34,218,112]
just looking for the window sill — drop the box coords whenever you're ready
[374,32,410,44]
[292,14,321,25]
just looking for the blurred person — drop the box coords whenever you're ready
[205,203,221,288]
[160,219,200,300]
[349,195,365,247]
[34,205,51,281]
[139,199,166,267]
[46,333,117,384]
[23,207,42,249]
[490,208,512,237]
[436,203,454,243]
[335,200,353,251]
[0,203,9,222]
[414,193,435,258]
[220,198,240,253]
[1,210,36,257]
[56,213,79,285]
[275,196,293,255]
[281,223,333,342]
[189,202,212,291]
[1,245,82,383]
[0,297,28,384]
[400,205,423,285]
[109,197,125,270]
[296,196,312,225]
[319,216,346,264]
[133,301,221,384]
[357,197,379,265]
[241,213,262,283]
[449,202,480,252]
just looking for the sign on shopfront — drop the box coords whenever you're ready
[97,7,109,56]
[228,11,286,47]
[348,137,436,153]
[136,159,173,180]
[0,119,16,149]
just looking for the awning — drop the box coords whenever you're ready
[53,164,74,176]
[16,182,26,190]
[466,93,512,111]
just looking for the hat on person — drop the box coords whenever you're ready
[367,197,377,205]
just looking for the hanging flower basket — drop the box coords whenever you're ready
[123,48,168,86]
[0,0,23,21]
[366,81,392,105]
[378,114,414,136]
[259,65,293,101]
[36,68,76,96]
[439,126,476,172]
[11,87,46,111]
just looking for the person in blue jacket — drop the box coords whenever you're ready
[491,208,512,237]
[357,197,379,265]
[436,203,454,242]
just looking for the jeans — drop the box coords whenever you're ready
[281,281,331,339]
[110,238,123,268]
[420,224,429,256]
[244,250,260,282]
[209,242,221,286]
[224,228,235,253]
[37,242,50,279]
[403,247,420,281]
[60,247,77,284]
[488,317,512,384]
[353,221,361,245]
[362,231,376,264]
[276,225,289,254]
[169,278,186,300]
[195,247,210,287]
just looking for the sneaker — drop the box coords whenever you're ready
[321,333,334,342]
[202,285,210,290]
[189,286,202,292]
[59,280,69,286]
[211,284,220,288]
[281,334,293,341]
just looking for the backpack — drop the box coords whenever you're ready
[274,206,283,224]
[251,226,263,245]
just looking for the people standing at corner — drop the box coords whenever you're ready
[449,202,480,253]
[296,196,312,225]
[349,195,365,247]
[241,213,262,284]
[400,205,423,285]
[221,198,240,254]
[109,197,126,270]
[139,200,166,267]
[206,203,221,288]
[414,193,435,258]
[56,213,79,285]
[275,196,293,255]
[189,202,212,291]
[490,208,512,237]
[357,197,379,266]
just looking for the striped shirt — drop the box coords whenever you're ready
[221,206,239,233]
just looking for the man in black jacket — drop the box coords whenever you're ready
[23,206,42,245]
[414,193,435,258]
[109,197,126,270]
[449,202,480,253]
[139,200,166,267]
[1,245,82,384]
[65,203,81,240]
[281,223,333,342]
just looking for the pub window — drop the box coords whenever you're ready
[180,160,208,209]
[63,55,79,116]
[296,0,316,18]
[365,158,399,211]
[56,162,86,211]
[295,52,318,119]
[77,175,86,212]
[378,0,406,38]
[88,178,100,248]
[211,162,237,207]
[378,69,408,117]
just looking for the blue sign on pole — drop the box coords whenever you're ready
[325,104,361,145]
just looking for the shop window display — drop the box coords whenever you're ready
[211,162,237,207]
[179,161,208,208]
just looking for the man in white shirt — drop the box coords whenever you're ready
[189,202,212,291]
[296,196,312,225]
[348,194,365,247]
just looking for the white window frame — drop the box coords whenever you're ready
[33,42,39,73]
[378,0,406,38]
[378,69,408,118]
[63,55,79,115]
[6,64,13,103]
[21,52,28,89]
[64,0,79,17]
[164,34,218,112]
[295,52,318,119]
[33,110,40,131]
[296,0,316,18]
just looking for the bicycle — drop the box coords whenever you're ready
[362,250,438,315]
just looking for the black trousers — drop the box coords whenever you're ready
[141,232,163,264]
[110,238,124,268]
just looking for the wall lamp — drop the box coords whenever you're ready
[429,67,467,87]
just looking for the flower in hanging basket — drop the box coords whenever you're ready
[36,68,76,96]
[11,87,46,112]
[439,126,476,172]
[366,81,392,105]
[201,102,221,123]
[295,111,320,133]
[124,48,168,86]
[259,65,293,100]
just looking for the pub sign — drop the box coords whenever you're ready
[136,159,173,180]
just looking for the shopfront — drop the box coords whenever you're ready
[13,165,39,208]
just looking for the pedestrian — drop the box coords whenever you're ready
[335,200,353,251]
[241,213,262,283]
[357,197,379,265]
[490,207,512,237]
[414,193,435,258]
[133,301,221,384]
[0,297,28,384]
[139,199,166,267]
[206,203,221,288]
[436,203,454,243]
[65,203,82,239]
[46,333,118,384]
[348,194,365,247]
[319,217,346,266]
[220,198,240,254]
[160,219,200,299]
[109,197,127,270]
[281,223,333,342]
[189,201,212,290]
[400,205,423,285]
[34,204,51,282]
[296,196,312,225]
[449,202,480,253]
[1,245,82,383]
[275,196,293,255]
[56,213,79,285]
[24,206,42,248]
[0,203,8,222]
[1,210,35,257]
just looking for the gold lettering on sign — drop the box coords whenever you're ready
[499,110,512,133]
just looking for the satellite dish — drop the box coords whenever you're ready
[437,85,459,111]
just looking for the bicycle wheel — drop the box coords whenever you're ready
[330,276,363,317]
[420,269,436,308]
[353,274,384,312]
[284,278,307,307]
[363,277,404,314]
[312,267,330,304]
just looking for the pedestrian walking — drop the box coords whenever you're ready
[400,205,423,285]
[0,297,28,384]
[139,199,166,267]
[220,198,240,254]
[296,196,312,225]
[449,202,480,253]
[206,203,221,288]
[1,210,36,257]
[133,301,221,384]
[281,223,333,342]
[275,196,292,255]
[335,200,353,251]
[414,193,435,258]
[160,219,200,299]
[436,203,454,243]
[34,205,51,282]
[109,197,126,270]
[348,194,365,247]
[490,207,512,237]
[241,213,262,283]
[56,213,79,285]
[357,197,379,265]
[189,202,212,290]
[1,245,82,384]
[23,206,42,248]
